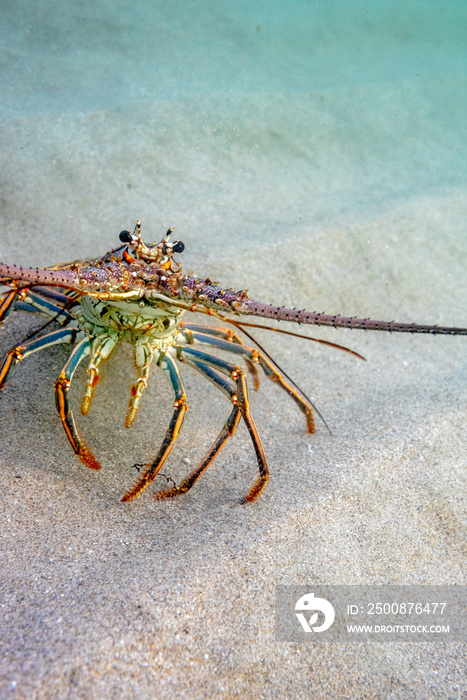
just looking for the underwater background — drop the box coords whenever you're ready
[1,2,466,698]
[2,1,466,261]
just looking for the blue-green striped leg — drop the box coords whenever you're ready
[178,346,269,503]
[14,290,74,325]
[0,327,78,392]
[121,353,188,501]
[54,337,101,470]
[29,286,76,306]
[180,321,260,389]
[0,291,18,327]
[154,359,243,500]
[180,328,315,434]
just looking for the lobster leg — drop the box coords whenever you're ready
[154,360,242,500]
[29,286,77,306]
[14,290,74,325]
[125,339,154,428]
[180,321,260,389]
[54,337,101,471]
[178,346,269,502]
[81,333,120,416]
[0,327,79,391]
[179,329,315,433]
[121,353,188,502]
[0,291,19,327]
[234,366,269,503]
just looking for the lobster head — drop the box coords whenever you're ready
[118,220,185,271]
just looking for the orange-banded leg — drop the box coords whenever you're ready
[81,333,119,416]
[121,352,188,501]
[154,361,242,500]
[54,336,101,471]
[180,322,260,390]
[125,338,154,428]
[0,291,19,327]
[14,290,75,326]
[29,286,78,305]
[0,327,79,392]
[179,329,315,434]
[176,346,269,503]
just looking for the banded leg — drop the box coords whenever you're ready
[154,360,242,500]
[0,327,79,392]
[81,333,119,415]
[179,346,269,502]
[121,353,188,501]
[180,322,260,389]
[233,366,269,502]
[125,338,155,428]
[180,329,315,433]
[29,286,78,305]
[54,337,101,470]
[0,291,19,327]
[14,290,75,325]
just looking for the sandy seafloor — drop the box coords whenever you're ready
[0,2,466,698]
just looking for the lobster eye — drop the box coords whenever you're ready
[119,230,133,243]
[172,240,185,254]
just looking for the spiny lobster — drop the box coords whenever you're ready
[0,222,465,503]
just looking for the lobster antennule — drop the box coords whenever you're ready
[0,261,79,288]
[235,299,467,336]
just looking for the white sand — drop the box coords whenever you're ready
[0,2,466,698]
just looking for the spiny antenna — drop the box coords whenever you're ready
[237,300,467,336]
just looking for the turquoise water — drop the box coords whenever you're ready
[2,1,466,113]
[0,1,466,277]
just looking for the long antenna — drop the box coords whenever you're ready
[228,318,366,361]
[214,312,333,434]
